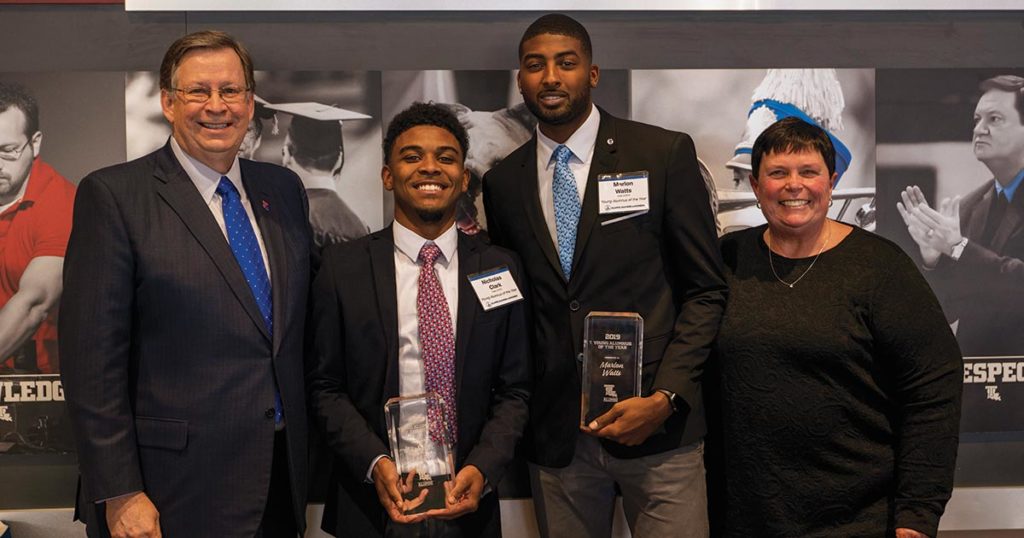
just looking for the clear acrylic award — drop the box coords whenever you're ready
[383,392,455,514]
[581,312,644,427]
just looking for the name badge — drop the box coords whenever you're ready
[468,266,524,311]
[597,171,650,214]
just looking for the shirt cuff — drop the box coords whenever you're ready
[97,491,141,504]
[366,454,389,483]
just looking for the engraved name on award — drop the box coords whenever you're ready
[581,312,643,427]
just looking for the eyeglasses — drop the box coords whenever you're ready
[0,139,32,162]
[171,86,251,104]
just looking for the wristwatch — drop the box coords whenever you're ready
[950,237,969,261]
[655,389,679,413]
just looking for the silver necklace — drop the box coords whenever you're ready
[767,223,832,289]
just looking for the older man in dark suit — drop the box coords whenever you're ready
[60,31,311,538]
[899,74,1024,360]
[483,14,727,538]
[308,102,531,538]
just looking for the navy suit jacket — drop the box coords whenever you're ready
[307,226,531,538]
[483,109,728,466]
[60,142,313,537]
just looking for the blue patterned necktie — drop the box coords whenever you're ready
[552,144,581,279]
[216,177,281,425]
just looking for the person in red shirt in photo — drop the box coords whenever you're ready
[0,82,76,374]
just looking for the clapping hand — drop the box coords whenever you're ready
[897,186,962,267]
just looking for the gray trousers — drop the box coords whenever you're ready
[529,433,708,538]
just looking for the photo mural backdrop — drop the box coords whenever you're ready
[0,71,125,509]
[1,65,1020,510]
[876,68,1024,487]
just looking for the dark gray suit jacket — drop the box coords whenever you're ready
[307,226,531,538]
[60,142,312,537]
[927,179,1024,357]
[483,109,728,466]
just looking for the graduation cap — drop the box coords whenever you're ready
[265,102,371,160]
[726,69,852,185]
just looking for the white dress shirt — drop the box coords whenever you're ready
[170,137,271,278]
[367,220,459,480]
[535,103,600,244]
[394,220,460,398]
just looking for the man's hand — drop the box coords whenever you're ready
[895,527,929,538]
[582,392,673,446]
[897,186,962,267]
[371,457,426,524]
[105,491,161,538]
[422,465,486,520]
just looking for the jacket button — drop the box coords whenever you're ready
[265,408,276,419]
[569,300,580,312]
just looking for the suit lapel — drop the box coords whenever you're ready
[518,137,564,280]
[570,110,619,283]
[966,183,993,239]
[242,162,287,355]
[152,144,272,343]
[993,189,1024,251]
[370,227,401,397]
[454,232,480,404]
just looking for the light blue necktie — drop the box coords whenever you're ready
[552,144,581,279]
[216,177,281,425]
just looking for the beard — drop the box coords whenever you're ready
[416,207,445,223]
[524,88,592,126]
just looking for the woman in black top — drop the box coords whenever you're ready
[715,117,962,537]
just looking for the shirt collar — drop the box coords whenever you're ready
[996,168,1024,202]
[170,136,244,203]
[393,219,459,266]
[299,171,336,191]
[536,103,600,169]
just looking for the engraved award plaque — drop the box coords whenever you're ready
[384,392,455,514]
[581,312,643,427]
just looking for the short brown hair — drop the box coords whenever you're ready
[979,75,1024,125]
[751,117,836,179]
[159,30,255,92]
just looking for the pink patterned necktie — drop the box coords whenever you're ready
[417,243,457,446]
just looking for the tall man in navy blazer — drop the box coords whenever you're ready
[483,15,727,538]
[60,31,312,538]
[308,103,531,537]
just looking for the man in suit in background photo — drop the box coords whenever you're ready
[307,102,531,538]
[898,74,1024,358]
[483,14,728,538]
[60,31,312,538]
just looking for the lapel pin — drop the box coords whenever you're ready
[261,200,270,212]
[607,138,614,145]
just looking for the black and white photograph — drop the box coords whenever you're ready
[0,71,123,509]
[631,69,876,235]
[876,68,1024,486]
[126,70,384,254]
[381,69,629,234]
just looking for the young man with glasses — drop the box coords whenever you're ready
[60,31,313,538]
[0,82,76,375]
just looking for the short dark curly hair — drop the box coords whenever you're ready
[383,102,469,164]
